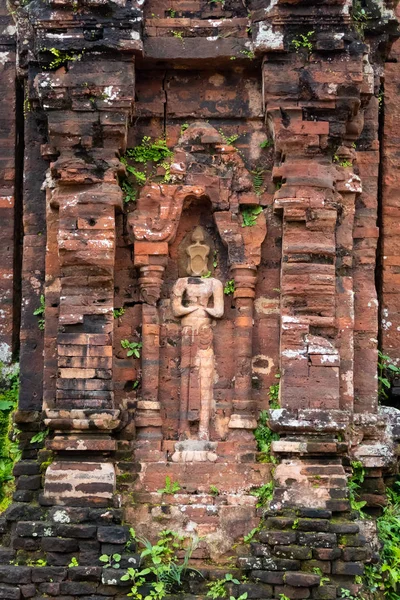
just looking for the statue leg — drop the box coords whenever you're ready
[198,329,214,441]
[179,327,192,439]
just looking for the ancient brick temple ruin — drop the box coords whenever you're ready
[2,0,400,598]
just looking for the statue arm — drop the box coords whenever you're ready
[206,279,224,319]
[172,280,198,317]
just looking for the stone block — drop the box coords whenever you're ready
[97,526,127,544]
[284,572,320,587]
[0,585,21,600]
[274,545,313,560]
[332,561,364,576]
[298,533,337,548]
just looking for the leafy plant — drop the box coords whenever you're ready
[99,553,122,569]
[352,0,371,36]
[251,168,265,196]
[121,530,201,599]
[69,557,79,567]
[360,483,400,599]
[254,409,279,463]
[268,374,280,409]
[161,161,172,183]
[348,460,367,517]
[224,280,235,295]
[180,123,189,134]
[250,481,274,507]
[213,251,218,268]
[313,567,330,586]
[240,49,255,59]
[121,339,142,359]
[291,31,314,53]
[170,30,184,41]
[333,154,352,168]
[207,573,240,599]
[46,48,83,70]
[30,428,49,445]
[126,138,172,165]
[378,350,400,403]
[202,271,212,279]
[121,180,137,204]
[260,139,272,149]
[292,519,299,530]
[120,159,147,186]
[33,295,45,330]
[113,308,125,319]
[279,595,290,600]
[27,558,47,567]
[209,485,219,496]
[167,8,176,16]
[158,476,181,494]
[218,129,239,146]
[243,526,260,543]
[120,137,173,202]
[241,205,263,227]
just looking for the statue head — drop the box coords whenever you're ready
[186,226,210,276]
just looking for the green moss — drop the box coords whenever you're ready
[0,363,20,511]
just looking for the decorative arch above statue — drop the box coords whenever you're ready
[128,123,267,460]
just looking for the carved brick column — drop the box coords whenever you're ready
[229,264,258,429]
[261,27,378,528]
[33,56,135,504]
[129,185,192,453]
[214,210,266,434]
[134,262,165,443]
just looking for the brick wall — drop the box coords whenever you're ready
[0,7,17,364]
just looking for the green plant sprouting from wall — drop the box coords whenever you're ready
[119,137,173,204]
[30,428,50,445]
[361,483,400,599]
[206,573,242,599]
[0,363,20,512]
[250,481,275,507]
[158,476,181,494]
[121,339,142,359]
[46,48,83,70]
[33,294,45,330]
[333,154,352,168]
[254,408,279,464]
[351,0,371,37]
[224,279,235,295]
[268,373,280,409]
[241,205,263,227]
[291,31,314,53]
[377,350,400,403]
[251,168,265,196]
[260,139,272,149]
[218,129,239,146]
[348,460,367,517]
[120,529,201,599]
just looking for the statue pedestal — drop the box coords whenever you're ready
[171,440,218,462]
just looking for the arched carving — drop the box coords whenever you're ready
[129,123,268,450]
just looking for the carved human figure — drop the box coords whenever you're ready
[172,227,224,440]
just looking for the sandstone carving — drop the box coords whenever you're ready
[171,227,224,452]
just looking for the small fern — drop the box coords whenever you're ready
[251,168,265,196]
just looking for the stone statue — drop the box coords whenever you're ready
[171,226,224,448]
